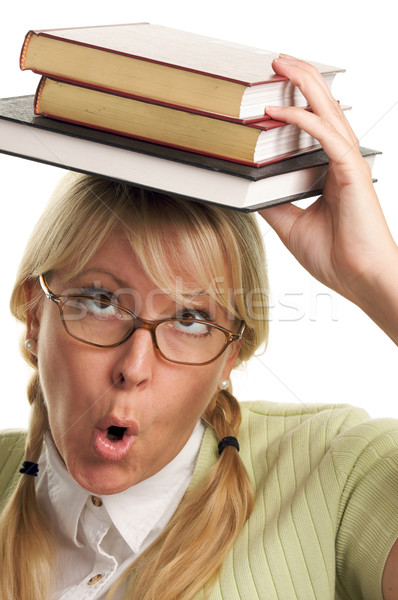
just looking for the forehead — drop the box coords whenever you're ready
[53,224,237,322]
[53,235,236,323]
[62,235,214,294]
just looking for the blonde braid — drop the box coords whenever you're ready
[109,390,253,600]
[0,372,55,600]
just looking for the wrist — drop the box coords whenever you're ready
[349,245,398,345]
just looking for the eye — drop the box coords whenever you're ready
[74,288,123,320]
[172,309,212,336]
[80,297,118,318]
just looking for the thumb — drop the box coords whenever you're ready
[259,203,303,247]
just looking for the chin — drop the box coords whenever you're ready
[71,461,137,496]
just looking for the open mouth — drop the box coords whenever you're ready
[107,426,127,441]
[93,417,138,462]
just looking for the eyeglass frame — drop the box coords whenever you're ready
[39,274,246,366]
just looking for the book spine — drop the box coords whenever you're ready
[33,77,46,114]
[19,31,34,70]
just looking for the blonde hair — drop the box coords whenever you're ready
[0,174,269,600]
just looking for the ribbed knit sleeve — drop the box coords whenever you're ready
[333,419,398,599]
[191,402,398,599]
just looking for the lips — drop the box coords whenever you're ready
[93,415,138,462]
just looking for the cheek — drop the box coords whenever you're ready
[36,313,100,434]
[38,317,72,399]
[37,318,65,405]
[38,347,78,440]
[156,363,222,425]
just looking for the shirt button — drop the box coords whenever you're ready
[88,574,103,585]
[91,495,103,507]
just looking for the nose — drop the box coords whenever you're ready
[111,327,156,389]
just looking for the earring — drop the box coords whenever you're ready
[218,379,229,391]
[25,339,37,353]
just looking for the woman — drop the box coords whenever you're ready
[1,56,398,600]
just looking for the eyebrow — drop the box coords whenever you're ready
[71,268,209,298]
[73,268,128,289]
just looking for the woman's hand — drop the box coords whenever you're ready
[259,55,398,345]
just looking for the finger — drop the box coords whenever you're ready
[258,202,304,248]
[272,56,358,145]
[273,56,337,111]
[276,56,358,145]
[266,106,366,176]
[278,54,333,96]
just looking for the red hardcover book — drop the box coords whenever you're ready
[34,77,321,167]
[21,23,343,121]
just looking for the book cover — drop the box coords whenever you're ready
[34,77,321,167]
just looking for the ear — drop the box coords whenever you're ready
[23,279,42,347]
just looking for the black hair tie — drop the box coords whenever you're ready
[19,461,39,477]
[218,436,240,455]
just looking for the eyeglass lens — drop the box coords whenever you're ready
[60,296,229,364]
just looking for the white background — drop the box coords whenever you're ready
[1,0,397,430]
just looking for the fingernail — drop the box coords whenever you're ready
[274,54,298,65]
[279,53,297,60]
[264,106,283,114]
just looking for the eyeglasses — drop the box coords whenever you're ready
[39,274,245,366]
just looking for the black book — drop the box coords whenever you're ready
[0,95,379,212]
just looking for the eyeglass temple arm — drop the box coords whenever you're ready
[39,274,60,302]
[231,322,246,341]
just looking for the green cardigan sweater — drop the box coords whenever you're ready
[1,401,398,600]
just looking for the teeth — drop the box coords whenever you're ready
[107,426,127,441]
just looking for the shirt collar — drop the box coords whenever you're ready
[39,421,205,554]
[40,432,90,547]
[103,420,205,552]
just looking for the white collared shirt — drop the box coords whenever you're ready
[36,422,205,599]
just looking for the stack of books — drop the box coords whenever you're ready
[0,24,378,211]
